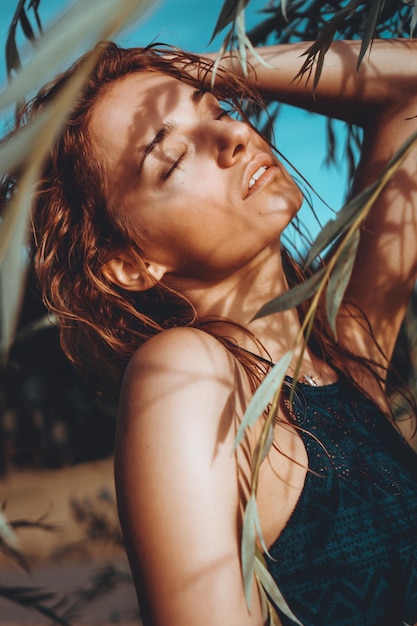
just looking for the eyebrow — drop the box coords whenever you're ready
[137,88,206,173]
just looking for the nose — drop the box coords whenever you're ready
[212,119,250,168]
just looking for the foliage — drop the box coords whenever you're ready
[0,492,135,624]
[214,0,415,179]
[0,0,153,367]
[211,0,417,622]
[0,0,152,621]
[2,1,417,625]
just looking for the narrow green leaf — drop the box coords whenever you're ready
[210,0,240,42]
[236,1,248,76]
[243,33,273,69]
[0,586,71,625]
[5,29,20,78]
[295,0,361,90]
[253,268,326,320]
[305,126,417,270]
[0,41,105,362]
[19,8,36,42]
[234,351,293,448]
[254,551,303,625]
[0,0,154,111]
[357,0,384,70]
[326,230,360,337]
[211,30,232,87]
[252,421,275,470]
[241,493,257,608]
[304,180,379,269]
[0,106,51,176]
[251,488,272,557]
[411,0,417,35]
[0,510,20,551]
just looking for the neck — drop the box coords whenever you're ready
[168,245,303,363]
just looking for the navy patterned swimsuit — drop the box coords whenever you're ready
[265,378,417,626]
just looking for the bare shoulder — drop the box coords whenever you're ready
[119,327,240,428]
[117,327,241,472]
[115,328,262,624]
[124,325,237,386]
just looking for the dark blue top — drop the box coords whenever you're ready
[265,379,417,626]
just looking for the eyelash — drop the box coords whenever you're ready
[217,107,232,120]
[160,105,231,181]
[161,152,186,182]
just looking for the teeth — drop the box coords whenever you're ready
[249,166,268,189]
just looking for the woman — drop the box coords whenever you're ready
[4,38,417,625]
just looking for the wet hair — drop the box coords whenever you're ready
[1,41,269,399]
[1,41,412,418]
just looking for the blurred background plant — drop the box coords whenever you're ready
[2,0,416,470]
[1,0,417,623]
[1,0,416,477]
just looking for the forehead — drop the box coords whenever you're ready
[87,71,198,197]
[89,71,192,158]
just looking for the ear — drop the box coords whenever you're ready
[102,255,167,292]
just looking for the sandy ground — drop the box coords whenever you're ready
[0,457,141,625]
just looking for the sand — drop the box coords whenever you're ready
[0,457,140,625]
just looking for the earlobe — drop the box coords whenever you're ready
[102,255,167,292]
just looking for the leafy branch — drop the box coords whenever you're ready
[236,124,417,624]
[0,585,72,626]
[6,0,43,81]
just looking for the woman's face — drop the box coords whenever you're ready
[89,71,303,283]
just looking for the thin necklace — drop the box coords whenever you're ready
[235,344,319,387]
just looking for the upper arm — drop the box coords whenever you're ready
[341,58,417,364]
[219,39,417,364]
[114,328,262,626]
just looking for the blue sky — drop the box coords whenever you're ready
[0,0,349,241]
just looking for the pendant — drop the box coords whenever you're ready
[302,374,318,387]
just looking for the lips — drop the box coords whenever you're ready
[244,158,275,198]
[248,165,268,189]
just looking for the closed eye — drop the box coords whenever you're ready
[160,152,186,182]
[216,108,233,120]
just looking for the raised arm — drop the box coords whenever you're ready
[216,40,417,372]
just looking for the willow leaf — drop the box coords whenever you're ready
[211,29,232,87]
[0,0,155,361]
[0,0,153,111]
[253,267,326,319]
[0,106,51,175]
[210,0,253,42]
[241,493,257,608]
[411,0,417,35]
[0,510,19,551]
[253,421,275,472]
[254,550,303,625]
[243,33,273,69]
[312,42,331,96]
[304,181,378,269]
[305,125,417,269]
[0,44,104,362]
[19,8,36,42]
[253,486,272,557]
[0,586,71,626]
[295,0,361,89]
[326,229,360,337]
[5,29,20,77]
[357,0,384,70]
[234,351,293,448]
[210,0,240,42]
[236,1,248,76]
